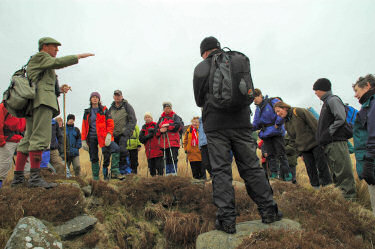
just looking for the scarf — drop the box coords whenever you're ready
[191,126,198,147]
[359,88,375,105]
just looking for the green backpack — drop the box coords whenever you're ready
[2,60,36,118]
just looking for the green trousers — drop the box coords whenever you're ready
[324,141,356,200]
[18,105,53,153]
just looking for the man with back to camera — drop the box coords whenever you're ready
[193,36,282,234]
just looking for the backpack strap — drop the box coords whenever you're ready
[293,108,298,117]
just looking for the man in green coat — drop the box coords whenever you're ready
[12,37,94,188]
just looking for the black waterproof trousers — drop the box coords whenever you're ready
[302,146,332,187]
[148,157,163,176]
[200,145,212,177]
[206,128,277,224]
[262,136,291,178]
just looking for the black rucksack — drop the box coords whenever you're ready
[208,48,255,110]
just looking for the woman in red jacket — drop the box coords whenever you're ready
[156,102,183,175]
[81,92,121,180]
[140,112,163,176]
[0,103,27,188]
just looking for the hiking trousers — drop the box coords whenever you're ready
[18,105,53,153]
[0,142,18,180]
[262,135,290,177]
[302,146,332,187]
[50,149,65,175]
[206,128,276,224]
[200,145,212,177]
[67,156,81,176]
[190,161,206,179]
[114,135,129,167]
[324,141,356,200]
[129,149,139,174]
[148,157,163,176]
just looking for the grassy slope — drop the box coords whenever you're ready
[0,145,374,248]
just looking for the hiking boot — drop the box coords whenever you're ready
[11,171,26,187]
[270,172,278,179]
[92,162,100,180]
[215,219,236,234]
[28,168,57,189]
[103,167,109,180]
[262,205,283,224]
[283,173,293,182]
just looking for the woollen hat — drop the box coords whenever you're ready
[144,112,153,119]
[200,36,221,56]
[67,114,75,121]
[313,78,332,91]
[38,37,61,51]
[90,92,101,100]
[162,102,172,109]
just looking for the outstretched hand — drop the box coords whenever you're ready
[77,53,95,59]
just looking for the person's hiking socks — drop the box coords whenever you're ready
[15,152,28,171]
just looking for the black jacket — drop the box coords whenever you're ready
[193,49,251,132]
[317,92,348,145]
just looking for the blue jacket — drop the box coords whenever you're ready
[198,117,207,149]
[66,124,82,157]
[353,93,375,179]
[252,96,285,139]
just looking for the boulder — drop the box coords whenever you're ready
[81,185,92,197]
[5,216,62,249]
[196,218,301,249]
[53,215,97,240]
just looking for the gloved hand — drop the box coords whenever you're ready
[105,133,112,147]
[148,128,155,135]
[82,140,89,151]
[362,157,375,185]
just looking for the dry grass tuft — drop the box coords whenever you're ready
[0,185,85,228]
[91,180,119,205]
[82,230,101,248]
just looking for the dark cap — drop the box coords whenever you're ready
[313,78,332,91]
[67,114,75,121]
[38,37,61,51]
[200,36,221,56]
[114,90,122,95]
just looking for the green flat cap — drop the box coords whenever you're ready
[38,37,61,51]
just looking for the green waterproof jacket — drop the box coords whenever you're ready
[284,107,318,152]
[127,125,141,150]
[26,51,78,117]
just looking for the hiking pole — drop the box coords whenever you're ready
[166,133,177,176]
[63,91,67,178]
[163,133,167,176]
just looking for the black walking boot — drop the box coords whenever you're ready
[215,219,236,234]
[11,171,26,187]
[28,168,57,189]
[261,204,283,224]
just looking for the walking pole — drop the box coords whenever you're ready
[163,133,167,176]
[166,133,177,176]
[63,91,67,178]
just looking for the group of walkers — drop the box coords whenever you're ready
[0,36,374,235]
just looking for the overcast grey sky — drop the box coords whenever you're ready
[1,0,374,129]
